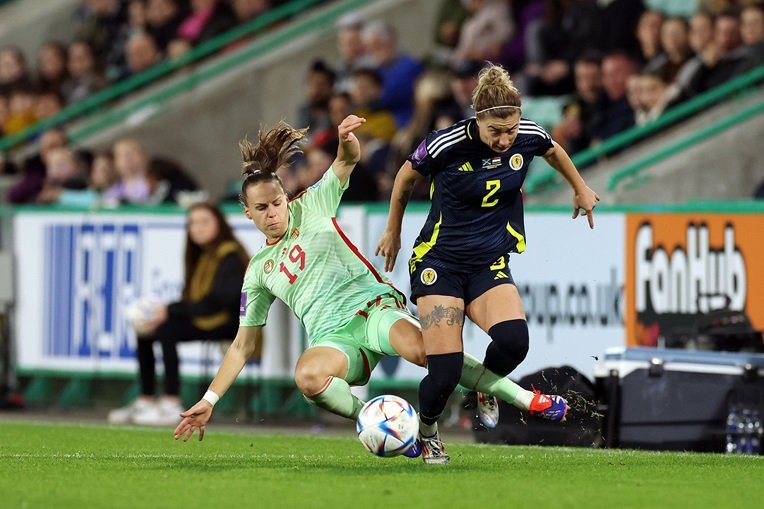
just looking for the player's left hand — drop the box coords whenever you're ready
[337,115,366,164]
[572,186,600,229]
[173,400,213,442]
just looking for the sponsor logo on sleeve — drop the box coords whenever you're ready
[239,292,247,316]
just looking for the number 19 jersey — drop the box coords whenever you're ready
[240,168,403,342]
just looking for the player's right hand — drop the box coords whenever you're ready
[173,400,213,442]
[375,230,401,272]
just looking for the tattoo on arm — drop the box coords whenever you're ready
[420,305,465,330]
[396,181,413,209]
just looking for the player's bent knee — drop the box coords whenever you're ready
[488,319,529,363]
[294,364,331,396]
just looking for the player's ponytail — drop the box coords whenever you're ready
[238,121,308,206]
[472,63,522,120]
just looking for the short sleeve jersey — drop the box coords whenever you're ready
[408,117,553,271]
[240,168,403,341]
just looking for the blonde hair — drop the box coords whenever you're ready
[471,64,522,119]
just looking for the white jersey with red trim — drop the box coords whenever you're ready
[240,168,404,342]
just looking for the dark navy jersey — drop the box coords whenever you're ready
[407,117,553,271]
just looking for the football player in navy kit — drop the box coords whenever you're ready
[376,64,600,463]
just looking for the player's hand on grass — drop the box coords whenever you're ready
[375,230,401,272]
[572,186,600,229]
[173,400,213,442]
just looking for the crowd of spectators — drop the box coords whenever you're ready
[0,0,274,140]
[2,0,763,205]
[279,0,764,201]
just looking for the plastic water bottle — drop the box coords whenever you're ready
[741,409,753,454]
[726,406,739,454]
[751,411,762,456]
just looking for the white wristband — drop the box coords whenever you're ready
[202,390,220,407]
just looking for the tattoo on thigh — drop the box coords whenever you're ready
[420,305,465,330]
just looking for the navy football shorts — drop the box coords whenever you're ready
[409,254,516,304]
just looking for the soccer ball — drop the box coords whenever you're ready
[125,296,161,334]
[356,394,419,457]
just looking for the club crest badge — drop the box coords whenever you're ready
[510,153,523,171]
[291,228,300,239]
[420,268,438,286]
[264,259,275,274]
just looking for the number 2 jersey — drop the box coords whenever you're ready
[408,117,554,272]
[240,168,403,342]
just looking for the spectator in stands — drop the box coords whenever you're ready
[552,51,604,155]
[453,0,514,64]
[433,0,469,51]
[3,86,37,136]
[62,40,105,104]
[635,10,665,65]
[36,147,89,204]
[646,17,693,84]
[684,10,746,97]
[173,0,237,52]
[635,69,674,125]
[51,150,121,208]
[145,0,186,52]
[125,31,162,76]
[109,201,250,426]
[675,10,716,98]
[361,20,423,128]
[297,59,335,133]
[310,91,352,148]
[450,59,482,119]
[499,0,545,73]
[349,68,397,143]
[738,3,764,71]
[0,46,32,97]
[75,0,128,81]
[35,90,65,121]
[105,138,151,204]
[334,12,372,93]
[35,41,69,95]
[146,156,200,204]
[6,128,67,203]
[391,68,459,176]
[591,52,637,144]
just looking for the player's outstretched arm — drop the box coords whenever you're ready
[332,115,366,185]
[543,141,600,229]
[174,326,263,442]
[375,161,423,271]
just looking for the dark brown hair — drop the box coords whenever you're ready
[238,120,308,206]
[182,201,249,298]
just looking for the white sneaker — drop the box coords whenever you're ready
[132,397,182,426]
[476,392,499,429]
[107,398,155,425]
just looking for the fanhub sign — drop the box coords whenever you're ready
[626,214,764,346]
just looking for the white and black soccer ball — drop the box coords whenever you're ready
[356,394,418,457]
[125,296,161,334]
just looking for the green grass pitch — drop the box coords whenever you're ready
[1,420,762,509]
